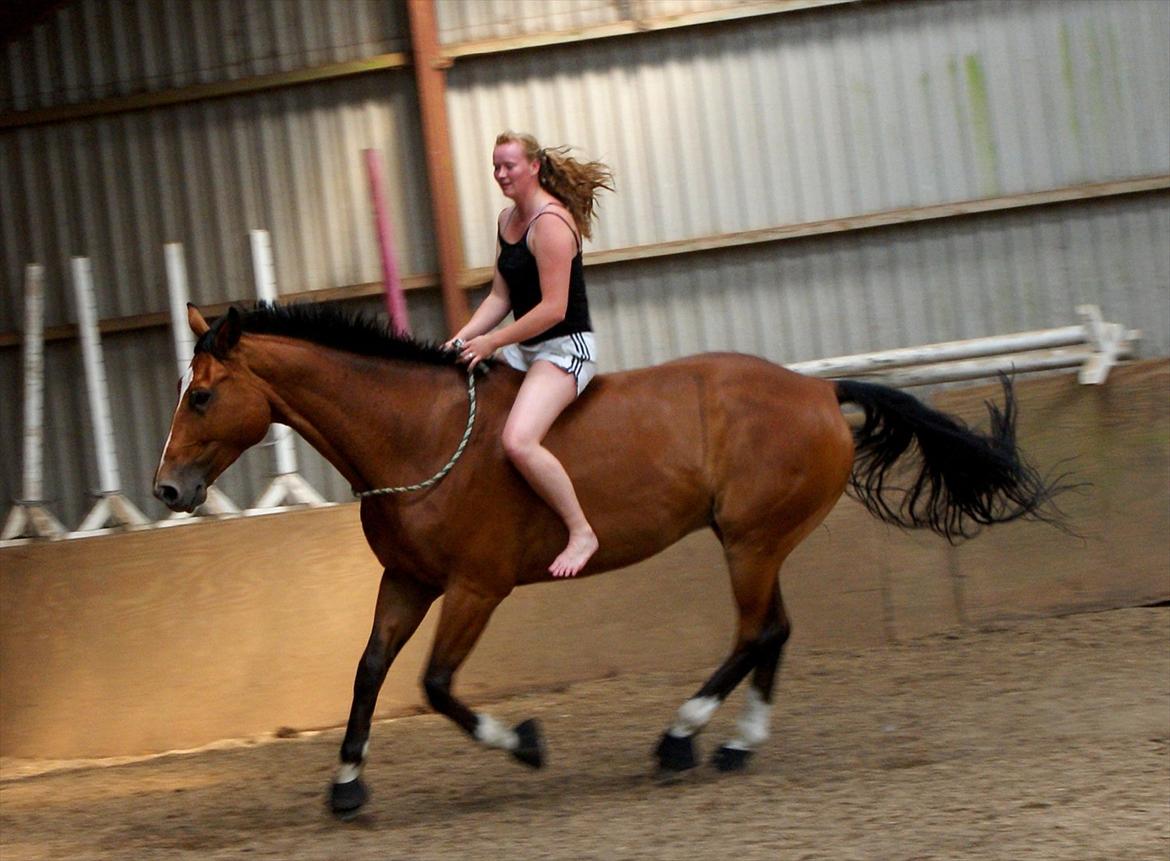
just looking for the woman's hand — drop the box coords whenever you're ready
[457,333,498,371]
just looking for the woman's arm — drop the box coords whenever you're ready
[479,213,576,348]
[450,273,511,344]
[445,209,515,347]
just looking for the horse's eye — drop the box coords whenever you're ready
[189,389,212,412]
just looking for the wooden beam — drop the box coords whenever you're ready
[0,274,439,349]
[2,175,1164,349]
[407,0,470,335]
[1,1,861,129]
[459,175,1170,286]
[442,0,864,59]
[0,52,410,130]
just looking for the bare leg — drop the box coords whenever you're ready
[502,360,599,577]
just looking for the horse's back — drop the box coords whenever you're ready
[573,352,842,434]
[530,352,852,575]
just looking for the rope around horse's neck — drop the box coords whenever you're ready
[353,368,476,498]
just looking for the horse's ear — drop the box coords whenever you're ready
[209,307,242,359]
[187,303,210,336]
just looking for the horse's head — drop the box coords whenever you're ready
[153,305,272,512]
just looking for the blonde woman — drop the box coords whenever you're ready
[447,131,614,578]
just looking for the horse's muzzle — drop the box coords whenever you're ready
[153,477,207,513]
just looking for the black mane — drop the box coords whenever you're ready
[199,302,461,367]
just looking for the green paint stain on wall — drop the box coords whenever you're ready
[1086,21,1108,147]
[965,54,999,195]
[1060,23,1081,137]
[947,57,966,152]
[1108,23,1124,102]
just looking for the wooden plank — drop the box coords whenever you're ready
[1,1,859,129]
[408,0,470,335]
[460,175,1170,287]
[442,0,864,59]
[580,176,1170,269]
[2,176,1164,348]
[0,52,411,130]
[0,274,439,348]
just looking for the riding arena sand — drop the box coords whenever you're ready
[1,605,1167,861]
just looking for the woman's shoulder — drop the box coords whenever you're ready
[496,206,516,231]
[529,202,580,246]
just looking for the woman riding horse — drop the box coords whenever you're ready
[445,131,614,579]
[154,302,1063,819]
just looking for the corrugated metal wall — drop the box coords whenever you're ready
[0,0,407,110]
[1,0,1168,530]
[0,74,429,329]
[449,0,1170,265]
[0,0,422,331]
[584,195,1170,371]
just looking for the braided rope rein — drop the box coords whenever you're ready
[353,367,477,498]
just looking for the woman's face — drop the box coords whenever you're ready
[493,141,539,200]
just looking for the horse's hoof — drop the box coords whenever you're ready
[712,745,753,772]
[329,778,368,819]
[655,732,697,772]
[512,718,545,769]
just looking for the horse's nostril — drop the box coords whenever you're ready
[155,482,180,505]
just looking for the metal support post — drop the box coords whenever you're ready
[1,264,67,541]
[248,230,328,510]
[70,257,149,533]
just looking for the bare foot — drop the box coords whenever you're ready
[549,528,599,578]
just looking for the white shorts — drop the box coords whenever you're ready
[499,332,598,396]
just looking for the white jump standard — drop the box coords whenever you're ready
[247,229,328,511]
[1,264,66,541]
[70,257,149,534]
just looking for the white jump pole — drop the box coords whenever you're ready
[71,256,149,532]
[248,230,327,510]
[1,264,67,540]
[161,242,239,518]
[789,306,1138,387]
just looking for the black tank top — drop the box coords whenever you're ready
[497,209,592,346]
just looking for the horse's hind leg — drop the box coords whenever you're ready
[422,583,545,768]
[655,542,788,773]
[711,584,790,771]
[330,571,437,817]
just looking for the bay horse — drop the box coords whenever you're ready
[153,302,1060,818]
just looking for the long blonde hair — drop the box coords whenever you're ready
[495,131,614,240]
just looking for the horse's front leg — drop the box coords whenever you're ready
[422,583,545,768]
[330,571,437,818]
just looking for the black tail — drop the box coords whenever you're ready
[836,375,1067,542]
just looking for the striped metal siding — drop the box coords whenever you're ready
[448,0,1170,268]
[586,193,1170,372]
[1,0,406,111]
[0,70,429,331]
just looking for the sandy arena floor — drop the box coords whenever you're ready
[2,606,1167,861]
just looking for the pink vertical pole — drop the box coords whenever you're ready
[364,148,411,335]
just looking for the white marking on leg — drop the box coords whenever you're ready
[474,714,519,751]
[334,741,369,784]
[669,695,720,738]
[725,687,772,751]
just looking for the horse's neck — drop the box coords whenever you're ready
[242,337,458,491]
